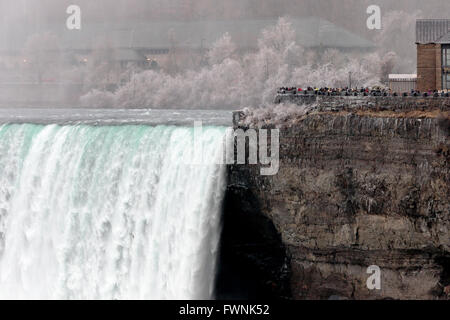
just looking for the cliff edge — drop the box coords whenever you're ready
[220,97,450,300]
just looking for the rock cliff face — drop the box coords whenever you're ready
[220,101,450,300]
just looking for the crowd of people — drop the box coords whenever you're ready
[277,87,450,97]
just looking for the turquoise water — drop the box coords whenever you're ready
[0,124,227,299]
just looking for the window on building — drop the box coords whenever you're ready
[443,72,450,90]
[443,45,450,67]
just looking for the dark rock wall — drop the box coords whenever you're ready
[226,112,449,300]
[215,181,291,299]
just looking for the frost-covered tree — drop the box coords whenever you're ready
[379,51,398,84]
[258,17,296,52]
[80,16,390,109]
[375,10,421,73]
[83,42,116,91]
[207,32,236,65]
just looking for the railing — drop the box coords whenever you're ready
[275,91,450,104]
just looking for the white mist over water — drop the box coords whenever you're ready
[0,123,227,299]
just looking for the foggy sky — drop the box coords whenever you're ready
[1,0,449,58]
[2,0,449,32]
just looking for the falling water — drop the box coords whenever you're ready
[0,123,227,299]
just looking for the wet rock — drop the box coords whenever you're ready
[227,110,449,300]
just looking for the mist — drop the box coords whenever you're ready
[0,0,449,108]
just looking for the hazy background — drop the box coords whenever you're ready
[0,0,449,108]
[2,0,448,24]
[2,0,448,36]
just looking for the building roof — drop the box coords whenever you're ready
[437,32,450,44]
[111,48,146,62]
[1,17,375,53]
[416,19,450,44]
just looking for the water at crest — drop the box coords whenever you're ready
[0,124,227,299]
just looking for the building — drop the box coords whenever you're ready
[416,19,450,91]
[388,74,417,93]
[0,17,375,69]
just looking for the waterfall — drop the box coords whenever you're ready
[0,123,227,300]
